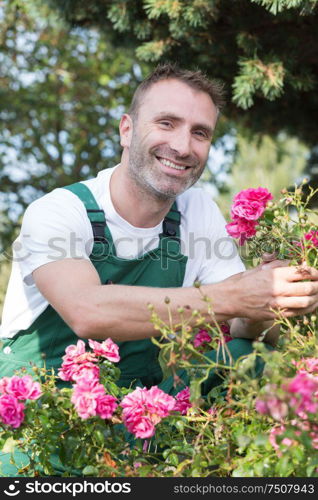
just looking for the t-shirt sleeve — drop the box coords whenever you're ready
[196,198,246,285]
[16,188,94,285]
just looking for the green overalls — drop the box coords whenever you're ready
[0,182,262,476]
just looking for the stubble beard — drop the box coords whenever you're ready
[127,134,205,202]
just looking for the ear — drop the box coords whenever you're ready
[119,114,133,148]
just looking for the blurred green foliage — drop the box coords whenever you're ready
[0,0,147,252]
[46,0,318,143]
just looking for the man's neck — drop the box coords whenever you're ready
[110,164,174,228]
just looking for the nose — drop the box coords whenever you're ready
[169,126,192,158]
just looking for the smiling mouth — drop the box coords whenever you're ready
[156,156,190,171]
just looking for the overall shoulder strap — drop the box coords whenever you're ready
[63,182,111,246]
[161,201,181,239]
[159,201,182,255]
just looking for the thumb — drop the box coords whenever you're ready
[261,251,278,263]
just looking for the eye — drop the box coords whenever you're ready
[158,120,172,128]
[194,130,208,139]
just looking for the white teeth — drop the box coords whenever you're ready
[159,158,187,170]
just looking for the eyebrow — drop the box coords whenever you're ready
[153,112,214,137]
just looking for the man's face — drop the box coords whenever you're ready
[121,78,218,200]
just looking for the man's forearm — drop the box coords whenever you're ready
[230,317,280,346]
[73,280,237,341]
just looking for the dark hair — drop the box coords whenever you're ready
[128,63,225,118]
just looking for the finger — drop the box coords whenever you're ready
[284,265,318,282]
[284,281,318,297]
[270,294,318,310]
[261,251,278,263]
[279,304,318,318]
[261,259,290,270]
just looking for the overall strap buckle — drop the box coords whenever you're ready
[161,202,181,242]
[162,217,179,240]
[87,209,108,243]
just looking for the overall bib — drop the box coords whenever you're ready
[0,182,263,476]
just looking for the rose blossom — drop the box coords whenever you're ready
[71,378,106,419]
[295,357,318,375]
[72,364,100,382]
[220,322,232,343]
[58,361,99,382]
[128,416,155,439]
[234,187,273,206]
[285,372,318,416]
[231,200,265,221]
[193,329,212,348]
[0,377,10,394]
[62,340,97,365]
[58,339,100,382]
[121,386,175,438]
[96,394,118,419]
[304,230,318,248]
[174,387,192,415]
[255,396,288,420]
[226,187,273,245]
[269,425,297,457]
[0,375,42,401]
[266,397,289,421]
[226,218,258,245]
[255,398,268,415]
[88,338,120,363]
[208,406,218,417]
[143,386,176,421]
[64,340,92,360]
[0,394,25,428]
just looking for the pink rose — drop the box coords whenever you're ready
[219,323,232,343]
[63,340,97,364]
[121,386,175,438]
[285,372,318,416]
[145,386,175,420]
[234,187,273,206]
[174,387,192,415]
[255,398,269,415]
[304,230,318,248]
[0,377,10,394]
[220,323,230,335]
[231,199,265,221]
[295,357,318,375]
[88,338,120,363]
[193,329,212,348]
[2,375,42,401]
[64,340,87,359]
[269,425,286,457]
[226,218,257,245]
[96,394,118,419]
[0,394,25,428]
[128,415,156,439]
[266,397,289,421]
[71,378,106,420]
[208,406,218,417]
[226,187,273,245]
[58,361,99,382]
[72,364,100,382]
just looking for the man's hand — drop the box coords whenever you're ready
[225,259,318,321]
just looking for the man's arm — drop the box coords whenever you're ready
[230,318,280,346]
[33,258,318,342]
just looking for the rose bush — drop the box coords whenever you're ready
[0,183,318,477]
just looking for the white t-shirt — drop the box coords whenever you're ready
[0,165,245,338]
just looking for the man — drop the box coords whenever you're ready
[1,63,318,391]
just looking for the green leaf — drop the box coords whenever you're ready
[82,465,99,476]
[2,437,18,454]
